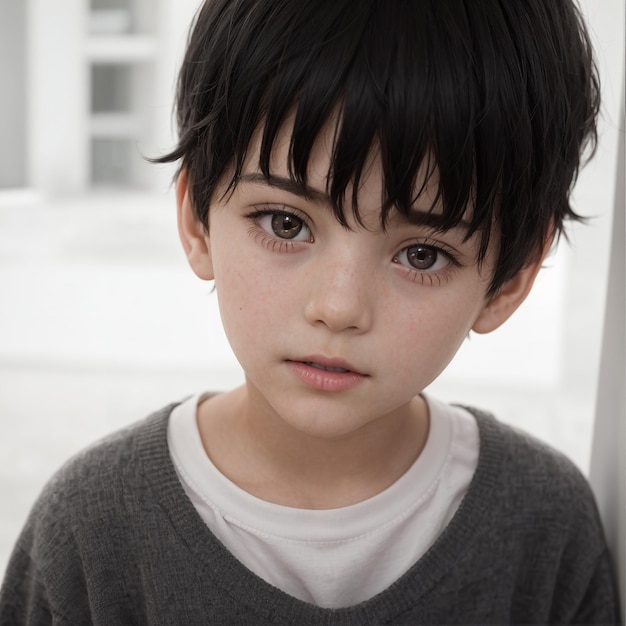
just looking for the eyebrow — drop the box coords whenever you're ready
[237,173,330,204]
[238,172,474,233]
[389,210,473,233]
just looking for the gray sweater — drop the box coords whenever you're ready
[0,404,620,625]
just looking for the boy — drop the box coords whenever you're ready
[1,0,620,623]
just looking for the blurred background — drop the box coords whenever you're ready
[0,0,623,577]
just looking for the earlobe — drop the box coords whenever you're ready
[176,169,215,281]
[472,237,553,335]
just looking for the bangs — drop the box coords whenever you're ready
[231,1,486,234]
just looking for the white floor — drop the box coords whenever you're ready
[0,188,610,576]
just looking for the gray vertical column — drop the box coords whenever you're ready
[0,2,26,188]
[589,92,625,615]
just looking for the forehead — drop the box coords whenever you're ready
[235,113,459,232]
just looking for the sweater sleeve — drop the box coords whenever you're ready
[0,527,55,625]
[570,548,622,626]
[1,412,178,626]
[1,502,100,626]
[0,479,95,626]
[0,442,120,625]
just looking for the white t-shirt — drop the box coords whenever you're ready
[167,393,479,608]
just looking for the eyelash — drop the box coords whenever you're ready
[245,206,463,285]
[245,207,313,253]
[392,240,462,286]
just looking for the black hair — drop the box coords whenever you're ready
[154,0,600,296]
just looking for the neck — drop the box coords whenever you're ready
[197,385,429,509]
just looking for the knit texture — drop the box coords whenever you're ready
[0,404,621,625]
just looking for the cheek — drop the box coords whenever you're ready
[212,248,298,354]
[391,289,486,378]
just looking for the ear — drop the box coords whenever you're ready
[176,169,214,280]
[472,236,553,334]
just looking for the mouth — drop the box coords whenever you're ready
[285,358,367,392]
[301,361,351,373]
[288,356,365,376]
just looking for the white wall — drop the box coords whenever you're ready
[26,0,88,192]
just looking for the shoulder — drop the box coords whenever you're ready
[468,407,595,503]
[461,406,606,554]
[443,408,620,623]
[18,403,179,553]
[1,402,192,623]
[395,402,621,625]
[454,406,609,565]
[49,403,173,489]
[0,403,181,623]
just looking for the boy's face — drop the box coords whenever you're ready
[178,120,541,440]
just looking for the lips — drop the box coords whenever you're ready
[302,361,350,373]
[285,356,367,392]
[291,356,365,376]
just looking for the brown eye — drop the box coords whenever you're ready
[406,245,438,269]
[271,214,304,239]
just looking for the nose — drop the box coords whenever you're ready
[304,251,374,333]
